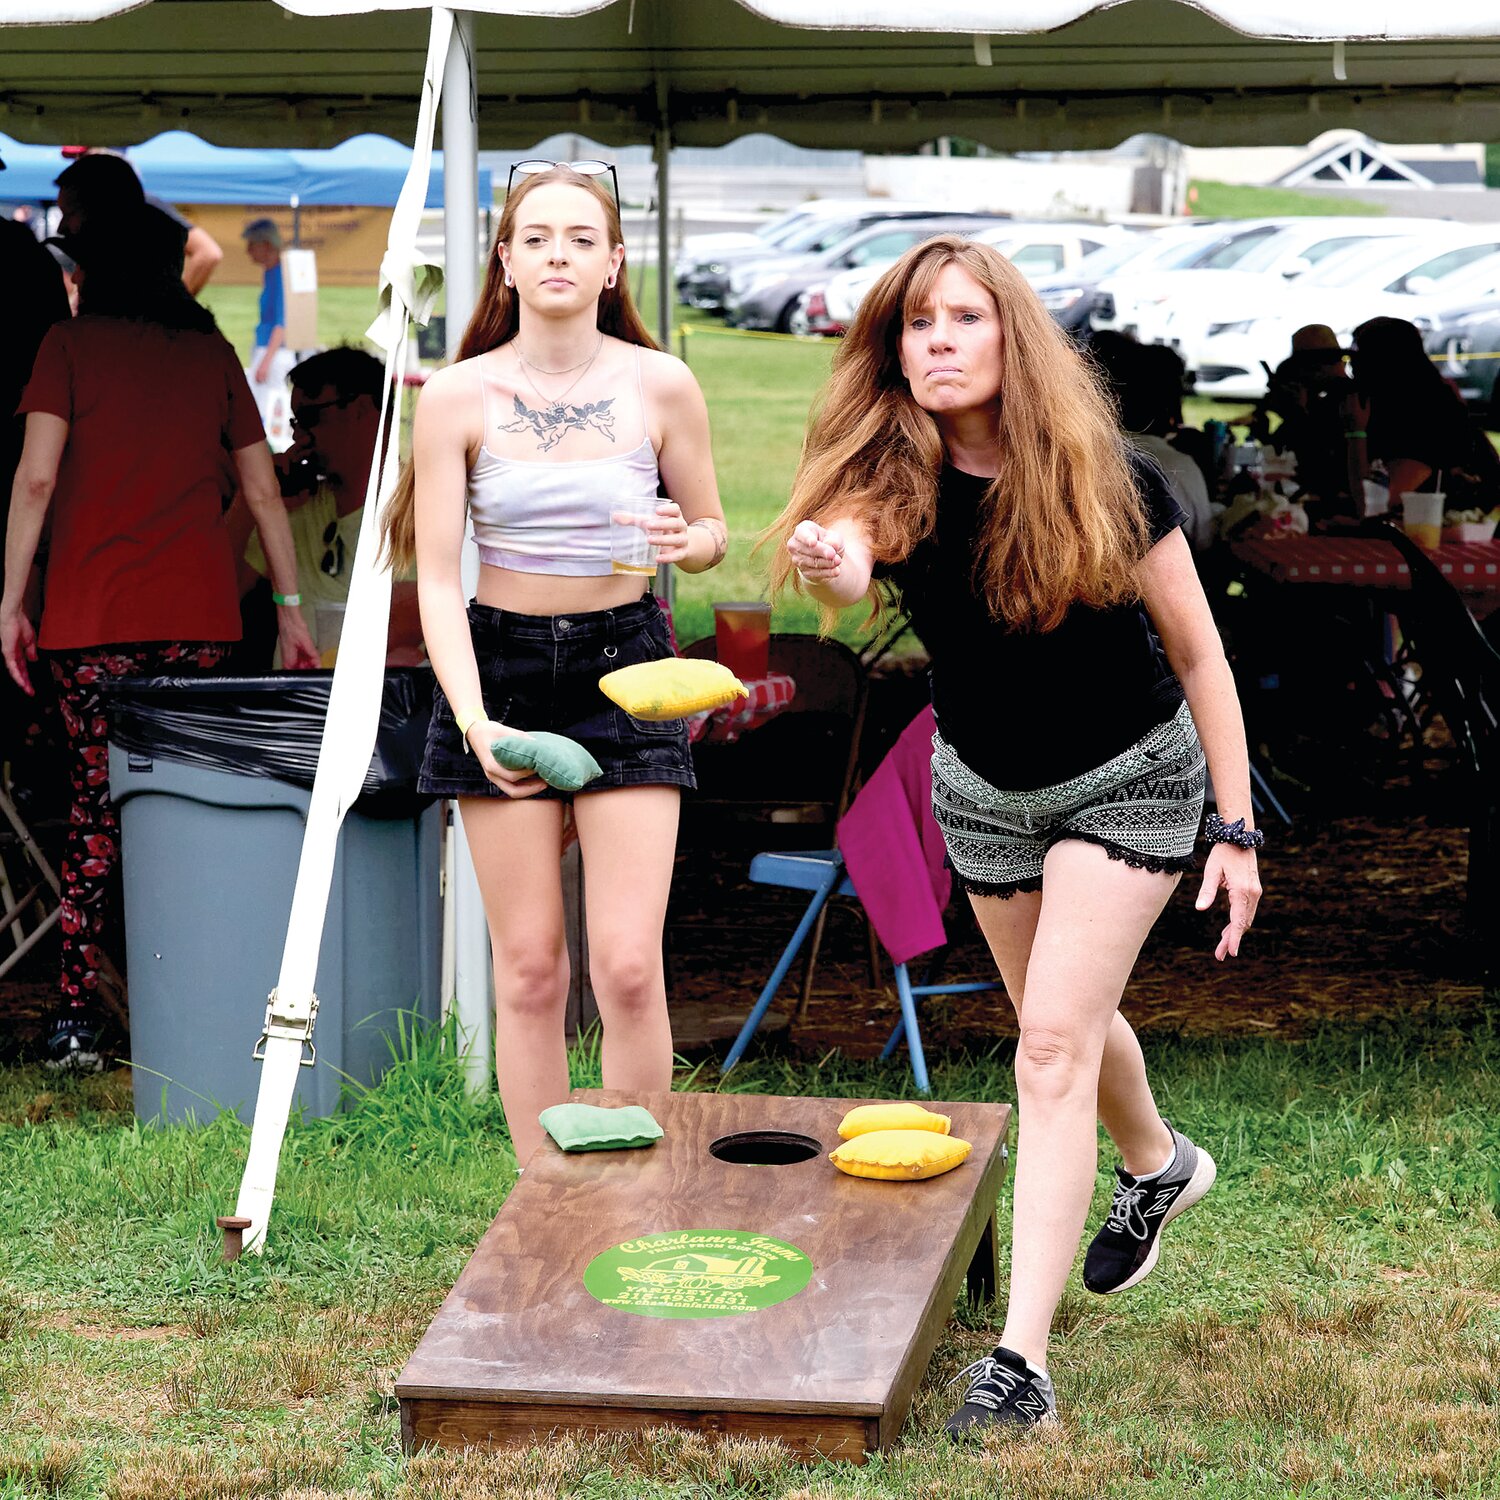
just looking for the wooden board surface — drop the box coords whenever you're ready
[398,1088,1009,1458]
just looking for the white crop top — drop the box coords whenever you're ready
[467,345,662,577]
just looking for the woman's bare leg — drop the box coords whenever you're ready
[971,886,1175,1183]
[572,785,680,1094]
[459,796,570,1166]
[966,842,1177,1369]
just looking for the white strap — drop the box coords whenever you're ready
[232,6,453,1255]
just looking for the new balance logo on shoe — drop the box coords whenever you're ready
[1082,1122,1218,1296]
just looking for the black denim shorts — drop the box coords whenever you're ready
[418,594,696,800]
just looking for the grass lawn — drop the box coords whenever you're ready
[1187,181,1387,219]
[0,1016,1496,1498]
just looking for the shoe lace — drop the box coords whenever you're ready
[948,1354,1024,1403]
[1105,1179,1150,1240]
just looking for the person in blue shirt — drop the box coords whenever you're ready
[242,217,296,445]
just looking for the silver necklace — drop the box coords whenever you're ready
[513,332,603,417]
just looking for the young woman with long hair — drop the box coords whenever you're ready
[382,164,727,1167]
[770,236,1262,1435]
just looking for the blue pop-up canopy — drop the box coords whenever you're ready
[0,129,489,208]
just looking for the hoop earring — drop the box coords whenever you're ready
[605,275,617,289]
[503,270,514,287]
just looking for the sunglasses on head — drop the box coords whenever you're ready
[505,158,620,205]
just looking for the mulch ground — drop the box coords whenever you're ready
[663,809,1485,1061]
[2,677,1486,1067]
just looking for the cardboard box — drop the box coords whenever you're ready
[282,247,319,349]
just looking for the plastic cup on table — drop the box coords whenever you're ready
[713,601,772,680]
[313,601,346,667]
[609,496,659,577]
[1400,491,1444,550]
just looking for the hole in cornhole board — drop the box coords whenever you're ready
[709,1130,820,1165]
[397,1089,1011,1462]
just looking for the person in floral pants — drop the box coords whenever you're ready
[47,643,229,1033]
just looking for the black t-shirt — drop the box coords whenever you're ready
[1369,383,1500,506]
[145,193,193,235]
[881,452,1188,791]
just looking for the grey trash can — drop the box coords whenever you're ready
[106,671,441,1125]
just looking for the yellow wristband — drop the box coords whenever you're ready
[454,706,484,753]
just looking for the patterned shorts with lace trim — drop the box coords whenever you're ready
[931,699,1206,900]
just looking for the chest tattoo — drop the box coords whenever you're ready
[501,393,617,452]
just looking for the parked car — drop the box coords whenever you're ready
[724,214,1004,332]
[1028,222,1243,337]
[1087,217,1432,347]
[800,221,1134,334]
[676,202,977,312]
[672,198,910,298]
[1425,295,1500,420]
[1193,229,1500,399]
[1159,217,1455,374]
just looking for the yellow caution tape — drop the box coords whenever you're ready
[1431,350,1500,363]
[679,322,832,345]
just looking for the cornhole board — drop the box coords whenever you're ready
[397,1087,1010,1462]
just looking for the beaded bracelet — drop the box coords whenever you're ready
[1204,812,1265,850]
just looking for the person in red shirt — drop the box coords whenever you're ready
[1,203,317,1072]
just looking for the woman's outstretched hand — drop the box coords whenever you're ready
[1195,844,1262,961]
[788,520,845,584]
[0,605,37,695]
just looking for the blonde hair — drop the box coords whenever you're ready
[766,235,1147,632]
[380,166,657,572]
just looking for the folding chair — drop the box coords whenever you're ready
[0,781,63,982]
[721,848,1002,1095]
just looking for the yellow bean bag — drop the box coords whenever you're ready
[599,658,747,721]
[829,1128,972,1181]
[837,1102,952,1140]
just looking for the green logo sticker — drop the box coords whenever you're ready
[584,1229,815,1319]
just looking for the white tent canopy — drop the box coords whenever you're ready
[4,1,1500,152]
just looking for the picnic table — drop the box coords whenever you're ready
[687,672,796,745]
[1231,535,1500,619]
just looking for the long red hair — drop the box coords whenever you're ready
[380,166,657,571]
[766,235,1147,632]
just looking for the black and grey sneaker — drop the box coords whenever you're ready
[1083,1120,1216,1295]
[43,1013,104,1075]
[943,1345,1057,1439]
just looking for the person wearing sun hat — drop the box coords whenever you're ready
[1252,322,1360,509]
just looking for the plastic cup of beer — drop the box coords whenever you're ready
[714,601,772,680]
[1400,491,1444,550]
[1361,479,1390,518]
[610,496,659,577]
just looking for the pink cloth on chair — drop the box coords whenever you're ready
[836,705,951,965]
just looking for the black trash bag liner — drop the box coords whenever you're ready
[102,670,436,817]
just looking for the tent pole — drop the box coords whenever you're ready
[442,9,479,361]
[653,113,674,609]
[440,8,493,1096]
[654,117,671,351]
